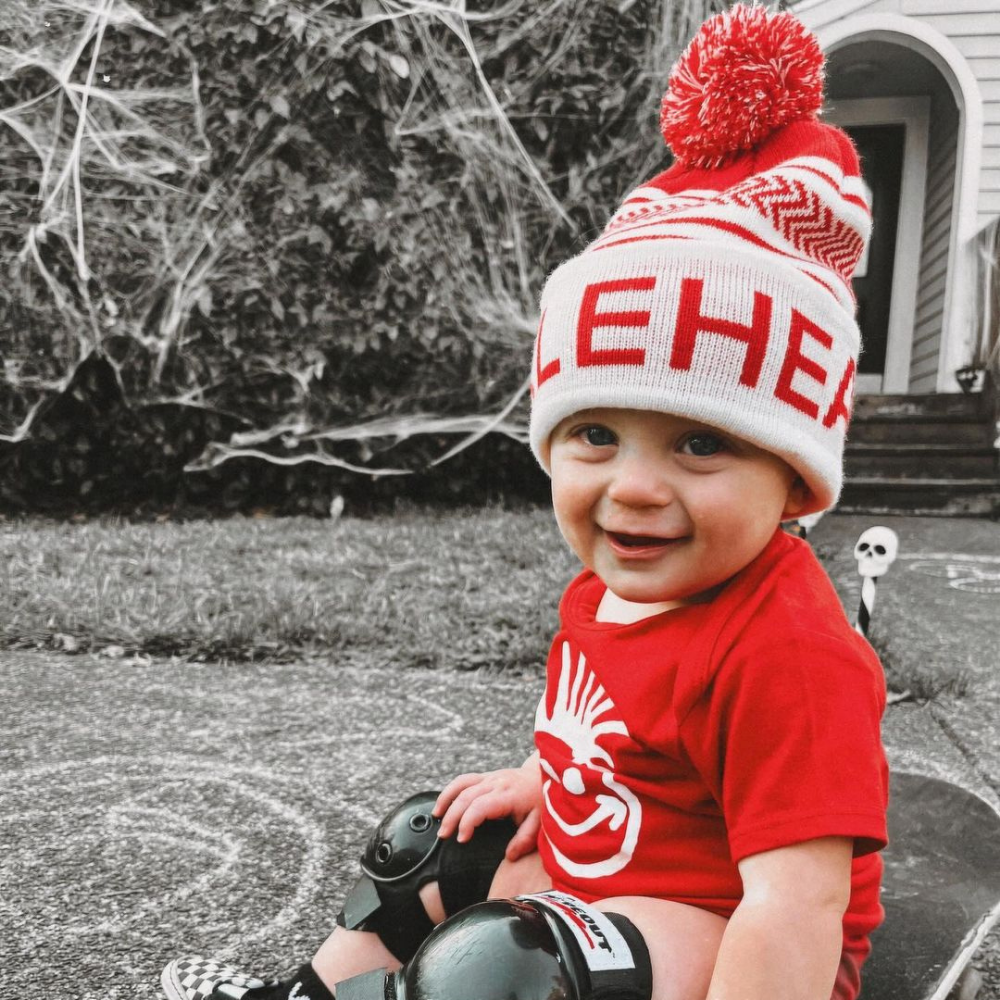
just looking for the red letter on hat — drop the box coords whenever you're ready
[823,356,856,429]
[533,310,560,396]
[774,309,832,419]
[670,278,771,387]
[577,277,655,368]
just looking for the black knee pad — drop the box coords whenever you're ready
[337,791,516,962]
[337,891,653,1000]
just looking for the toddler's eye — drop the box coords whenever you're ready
[682,432,725,457]
[582,425,616,447]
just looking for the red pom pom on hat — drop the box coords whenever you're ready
[660,3,825,169]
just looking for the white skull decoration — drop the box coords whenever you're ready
[854,526,899,578]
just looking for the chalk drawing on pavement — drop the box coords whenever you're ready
[899,553,1000,595]
[270,689,466,752]
[0,754,335,956]
[1,661,539,989]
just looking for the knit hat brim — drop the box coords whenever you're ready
[529,238,860,515]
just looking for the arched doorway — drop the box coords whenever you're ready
[802,12,985,394]
[824,40,956,394]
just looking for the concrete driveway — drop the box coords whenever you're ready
[2,512,998,999]
[2,654,543,997]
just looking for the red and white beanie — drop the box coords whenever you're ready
[529,3,872,514]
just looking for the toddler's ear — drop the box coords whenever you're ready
[781,476,812,520]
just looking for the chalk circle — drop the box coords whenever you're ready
[906,560,1000,594]
[0,754,366,958]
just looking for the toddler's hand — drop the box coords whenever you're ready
[433,757,542,861]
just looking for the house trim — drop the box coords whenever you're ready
[807,13,985,392]
[793,0,876,14]
[824,97,929,394]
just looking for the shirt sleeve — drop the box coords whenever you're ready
[678,627,889,863]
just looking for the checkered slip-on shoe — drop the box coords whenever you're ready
[161,955,278,1000]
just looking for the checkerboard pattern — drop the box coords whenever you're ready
[161,955,276,1000]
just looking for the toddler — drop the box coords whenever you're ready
[162,7,888,1000]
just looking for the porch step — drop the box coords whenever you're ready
[852,391,992,421]
[840,390,1000,516]
[847,419,995,446]
[844,443,999,478]
[839,477,1000,517]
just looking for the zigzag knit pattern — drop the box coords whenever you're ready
[595,155,870,303]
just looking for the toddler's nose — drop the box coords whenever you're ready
[606,453,675,509]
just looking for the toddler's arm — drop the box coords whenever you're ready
[432,753,543,861]
[707,836,852,1000]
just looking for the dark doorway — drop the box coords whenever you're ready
[846,124,905,379]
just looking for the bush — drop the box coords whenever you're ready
[0,0,721,515]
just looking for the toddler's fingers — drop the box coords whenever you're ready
[437,782,492,838]
[433,773,482,818]
[455,792,514,843]
[505,809,541,860]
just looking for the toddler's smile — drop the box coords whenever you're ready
[549,408,808,613]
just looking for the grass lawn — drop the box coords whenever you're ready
[0,508,577,670]
[0,508,972,699]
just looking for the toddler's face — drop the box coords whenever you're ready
[548,408,808,609]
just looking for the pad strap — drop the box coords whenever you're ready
[338,874,436,963]
[335,970,387,1000]
[600,913,654,1000]
[519,891,653,1000]
[438,817,517,914]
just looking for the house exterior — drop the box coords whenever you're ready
[791,0,999,394]
[789,0,1000,515]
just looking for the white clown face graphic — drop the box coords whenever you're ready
[535,642,642,878]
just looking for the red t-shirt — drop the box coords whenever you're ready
[534,528,888,950]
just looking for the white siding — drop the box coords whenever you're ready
[890,4,1000,225]
[896,12,1000,35]
[981,95,1000,225]
[902,0,1000,15]
[910,110,958,391]
[795,0,1000,227]
[952,35,1000,58]
[964,58,1000,82]
[793,0,899,22]
[984,168,1000,197]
